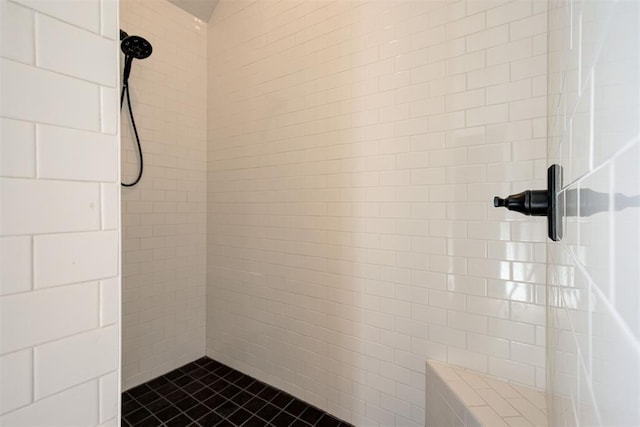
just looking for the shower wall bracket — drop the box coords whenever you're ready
[493,164,563,241]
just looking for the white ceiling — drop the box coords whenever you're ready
[167,0,219,22]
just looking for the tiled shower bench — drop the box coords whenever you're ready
[425,360,548,426]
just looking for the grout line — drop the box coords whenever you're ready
[33,10,39,68]
[2,375,107,417]
[1,53,116,91]
[1,276,114,298]
[0,175,117,187]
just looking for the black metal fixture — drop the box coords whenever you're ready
[494,164,640,242]
[494,164,562,241]
[119,29,153,188]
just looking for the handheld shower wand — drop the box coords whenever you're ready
[120,32,153,187]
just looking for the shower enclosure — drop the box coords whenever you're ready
[1,0,639,425]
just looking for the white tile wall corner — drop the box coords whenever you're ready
[0,0,121,424]
[547,0,640,426]
[120,0,208,390]
[206,0,547,425]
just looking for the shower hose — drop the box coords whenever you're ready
[120,77,143,187]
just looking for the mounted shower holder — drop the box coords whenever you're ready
[493,164,563,241]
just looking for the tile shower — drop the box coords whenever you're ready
[1,0,639,426]
[122,0,549,425]
[206,0,547,425]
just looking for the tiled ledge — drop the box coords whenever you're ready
[426,360,548,427]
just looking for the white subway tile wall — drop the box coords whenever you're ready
[0,0,120,424]
[119,0,208,390]
[547,0,640,425]
[207,0,548,425]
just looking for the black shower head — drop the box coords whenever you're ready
[121,35,153,86]
[121,35,153,60]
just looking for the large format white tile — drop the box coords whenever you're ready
[0,380,99,426]
[100,0,118,40]
[0,0,120,423]
[100,277,118,326]
[0,283,99,354]
[592,0,639,165]
[37,124,117,182]
[100,87,118,135]
[591,283,640,425]
[612,145,640,337]
[101,183,119,229]
[34,325,118,399]
[0,118,35,178]
[36,14,116,86]
[0,1,34,64]
[11,0,100,34]
[33,231,118,288]
[0,236,31,296]
[0,59,100,131]
[99,371,118,424]
[0,178,101,236]
[0,349,32,415]
[547,0,640,424]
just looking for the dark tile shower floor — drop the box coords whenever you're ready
[122,357,353,427]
